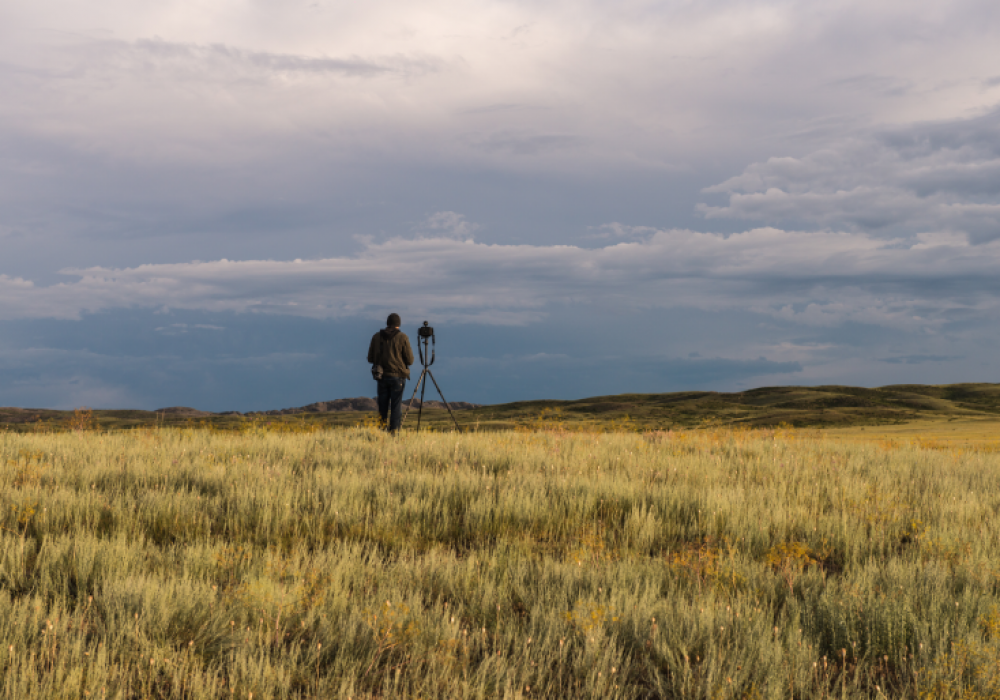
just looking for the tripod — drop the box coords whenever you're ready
[401,321,462,432]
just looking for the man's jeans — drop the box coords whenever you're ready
[377,376,407,433]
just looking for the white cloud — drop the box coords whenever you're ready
[2,226,1000,333]
[5,0,1000,179]
[416,211,479,240]
[700,110,1000,241]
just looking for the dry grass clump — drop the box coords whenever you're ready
[1,426,999,698]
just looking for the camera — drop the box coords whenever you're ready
[403,319,462,432]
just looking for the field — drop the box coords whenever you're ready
[2,424,1000,699]
[6,382,1000,433]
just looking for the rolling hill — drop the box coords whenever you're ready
[3,383,1000,431]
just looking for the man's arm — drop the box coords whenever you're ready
[402,335,414,367]
[367,335,379,364]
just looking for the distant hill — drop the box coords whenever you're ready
[0,396,483,431]
[250,397,482,416]
[2,384,1000,431]
[468,383,1000,430]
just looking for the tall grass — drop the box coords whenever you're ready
[1,425,999,698]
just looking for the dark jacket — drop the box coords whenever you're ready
[368,328,414,379]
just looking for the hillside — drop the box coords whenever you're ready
[2,383,1000,432]
[461,383,1000,431]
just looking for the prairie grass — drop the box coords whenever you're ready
[1,425,999,698]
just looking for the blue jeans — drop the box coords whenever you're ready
[377,376,407,433]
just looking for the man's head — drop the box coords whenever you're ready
[386,313,401,328]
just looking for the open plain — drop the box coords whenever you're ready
[6,383,1000,433]
[2,416,1000,698]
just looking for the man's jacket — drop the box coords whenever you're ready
[368,328,414,379]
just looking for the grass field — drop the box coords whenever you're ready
[2,424,1000,699]
[6,383,1000,433]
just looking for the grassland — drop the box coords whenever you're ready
[2,424,1000,698]
[6,383,1000,433]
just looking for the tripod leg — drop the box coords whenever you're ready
[400,370,425,427]
[426,370,462,433]
[417,367,429,432]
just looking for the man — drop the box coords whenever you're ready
[367,313,414,433]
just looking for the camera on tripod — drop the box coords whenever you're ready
[402,320,462,432]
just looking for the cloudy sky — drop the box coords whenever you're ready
[2,0,1000,410]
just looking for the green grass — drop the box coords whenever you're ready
[2,425,1000,698]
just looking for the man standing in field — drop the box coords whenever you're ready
[368,313,414,434]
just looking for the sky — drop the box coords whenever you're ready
[2,0,1000,411]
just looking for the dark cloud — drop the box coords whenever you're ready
[650,357,802,388]
[0,308,806,409]
[879,354,962,365]
[3,0,1000,406]
[4,225,1000,339]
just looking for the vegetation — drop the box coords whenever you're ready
[2,423,1000,698]
[464,382,1000,431]
[6,383,1000,432]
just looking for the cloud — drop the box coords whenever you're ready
[700,109,1000,241]
[651,356,803,386]
[2,226,1000,334]
[7,0,999,183]
[5,0,1000,409]
[0,340,327,409]
[589,223,659,240]
[84,37,434,79]
[3,0,1000,288]
[472,132,581,156]
[442,351,802,398]
[825,73,913,97]
[415,211,479,240]
[878,354,962,364]
[154,323,225,335]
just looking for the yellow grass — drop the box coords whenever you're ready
[1,424,1000,698]
[823,417,1000,452]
